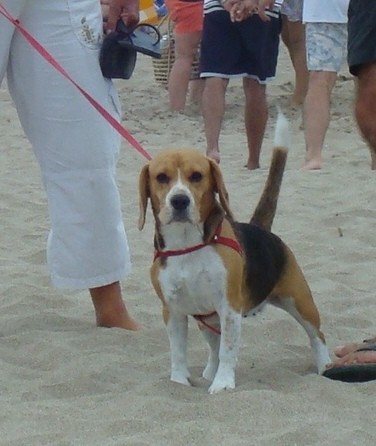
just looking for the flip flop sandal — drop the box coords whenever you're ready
[322,345,376,383]
[99,22,161,79]
[116,22,162,59]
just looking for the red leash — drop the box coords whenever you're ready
[0,2,152,161]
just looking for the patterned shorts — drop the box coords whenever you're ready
[306,22,348,72]
[281,0,303,22]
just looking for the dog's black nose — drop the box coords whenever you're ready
[171,194,190,211]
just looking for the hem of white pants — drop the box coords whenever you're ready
[50,264,132,290]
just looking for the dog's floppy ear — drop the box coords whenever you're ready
[209,159,234,220]
[138,163,150,230]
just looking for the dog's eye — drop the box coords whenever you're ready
[189,171,202,183]
[156,173,170,184]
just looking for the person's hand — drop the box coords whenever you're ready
[257,0,275,21]
[101,0,110,25]
[223,0,276,22]
[222,0,252,22]
[228,0,254,22]
[102,0,140,33]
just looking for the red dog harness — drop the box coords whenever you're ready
[153,223,242,261]
[153,223,243,335]
[193,312,221,336]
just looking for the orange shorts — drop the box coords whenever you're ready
[165,0,204,34]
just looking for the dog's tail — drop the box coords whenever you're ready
[250,112,289,231]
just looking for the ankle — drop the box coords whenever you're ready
[90,282,142,331]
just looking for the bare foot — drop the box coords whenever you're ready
[334,338,376,358]
[206,149,220,164]
[245,160,260,170]
[301,158,322,170]
[326,349,376,368]
[90,282,143,331]
[324,338,376,369]
[96,307,143,331]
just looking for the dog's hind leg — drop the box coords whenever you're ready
[270,250,331,374]
[271,295,331,374]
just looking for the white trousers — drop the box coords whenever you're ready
[0,0,131,289]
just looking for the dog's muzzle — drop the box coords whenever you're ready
[170,193,190,221]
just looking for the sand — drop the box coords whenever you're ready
[1,45,376,445]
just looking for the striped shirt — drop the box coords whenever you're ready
[204,0,283,17]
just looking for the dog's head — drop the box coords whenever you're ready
[138,149,233,231]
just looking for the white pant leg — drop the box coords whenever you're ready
[2,0,131,289]
[0,0,26,80]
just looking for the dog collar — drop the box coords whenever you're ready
[153,223,242,261]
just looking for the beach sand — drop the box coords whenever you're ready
[1,45,376,445]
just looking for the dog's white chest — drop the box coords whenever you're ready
[159,247,227,315]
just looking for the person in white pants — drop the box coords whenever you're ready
[0,0,142,330]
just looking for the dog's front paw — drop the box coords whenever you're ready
[171,372,191,386]
[208,376,235,394]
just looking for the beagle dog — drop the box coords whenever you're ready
[138,115,331,394]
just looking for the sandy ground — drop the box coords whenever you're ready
[1,43,376,445]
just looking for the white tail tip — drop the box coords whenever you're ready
[273,109,290,149]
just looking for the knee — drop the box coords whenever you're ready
[243,78,265,99]
[204,77,228,94]
[174,34,201,61]
[308,72,335,91]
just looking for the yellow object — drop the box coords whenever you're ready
[139,0,159,24]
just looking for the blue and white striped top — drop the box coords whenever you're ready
[204,0,284,17]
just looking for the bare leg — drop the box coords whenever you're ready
[243,77,267,170]
[355,63,376,169]
[202,77,229,163]
[90,281,142,330]
[168,30,202,112]
[189,78,205,108]
[281,17,308,106]
[301,70,337,170]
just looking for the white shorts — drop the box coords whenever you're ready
[0,0,132,289]
[306,22,348,72]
